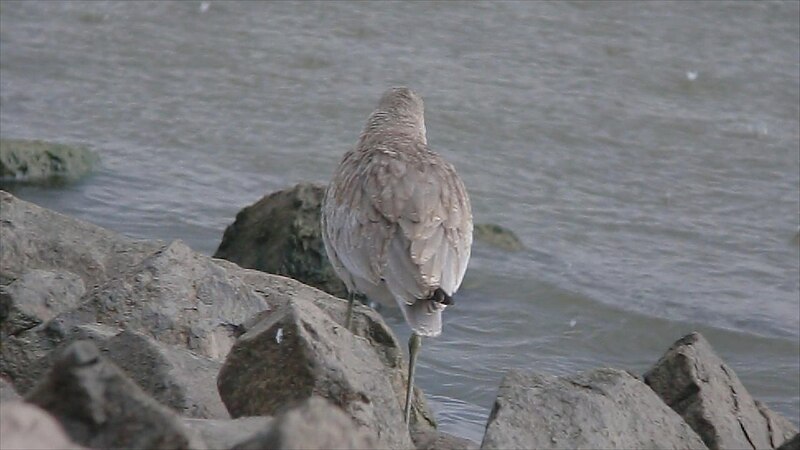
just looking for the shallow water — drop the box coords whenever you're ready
[1,1,798,441]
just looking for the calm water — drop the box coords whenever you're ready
[2,1,798,440]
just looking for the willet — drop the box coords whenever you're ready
[321,87,473,424]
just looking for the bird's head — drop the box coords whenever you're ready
[363,87,427,144]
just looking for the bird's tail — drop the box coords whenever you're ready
[401,297,445,337]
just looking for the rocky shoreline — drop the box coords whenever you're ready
[1,188,797,449]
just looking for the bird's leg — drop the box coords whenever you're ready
[345,291,355,331]
[404,332,422,424]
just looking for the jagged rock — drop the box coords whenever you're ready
[481,368,708,450]
[215,264,437,432]
[0,401,86,450]
[59,240,269,361]
[0,269,85,338]
[25,340,206,450]
[0,138,97,183]
[0,192,270,395]
[214,183,348,298]
[232,397,377,450]
[0,190,157,285]
[412,428,479,450]
[0,376,20,402]
[183,416,272,449]
[218,297,430,449]
[3,320,227,419]
[1,322,118,395]
[778,434,799,450]
[101,328,228,418]
[645,332,798,449]
[473,223,525,252]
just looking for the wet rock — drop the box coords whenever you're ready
[61,240,269,361]
[218,297,426,449]
[0,401,86,450]
[0,269,85,338]
[778,434,799,450]
[473,223,525,252]
[214,183,349,298]
[412,428,479,450]
[183,416,272,449]
[644,332,798,449]
[26,340,206,450]
[232,397,377,450]
[481,368,707,450]
[0,190,157,287]
[0,138,97,183]
[0,376,20,402]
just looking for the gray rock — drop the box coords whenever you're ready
[481,368,708,450]
[0,269,85,338]
[0,401,86,450]
[217,297,425,449]
[3,321,228,419]
[61,239,269,361]
[778,434,799,450]
[0,191,270,395]
[214,183,349,298]
[232,397,377,450]
[0,138,97,183]
[26,340,206,450]
[183,416,272,449]
[644,332,798,449]
[473,223,525,252]
[0,376,20,402]
[0,322,118,395]
[101,328,229,419]
[0,190,157,287]
[215,264,437,431]
[412,428,479,450]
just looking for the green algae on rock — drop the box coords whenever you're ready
[474,223,525,252]
[0,139,97,183]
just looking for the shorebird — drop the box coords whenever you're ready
[321,87,473,424]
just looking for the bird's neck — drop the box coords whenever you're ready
[359,113,428,148]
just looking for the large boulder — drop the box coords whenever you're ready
[59,240,269,361]
[0,190,156,285]
[26,340,206,450]
[0,191,270,395]
[214,183,348,298]
[232,397,378,450]
[0,268,86,338]
[3,321,228,419]
[213,263,437,431]
[1,321,119,395]
[644,332,798,449]
[0,402,86,450]
[0,240,271,395]
[481,368,708,450]
[100,328,228,418]
[217,296,433,449]
[0,138,97,183]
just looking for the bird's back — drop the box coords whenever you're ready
[322,88,472,337]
